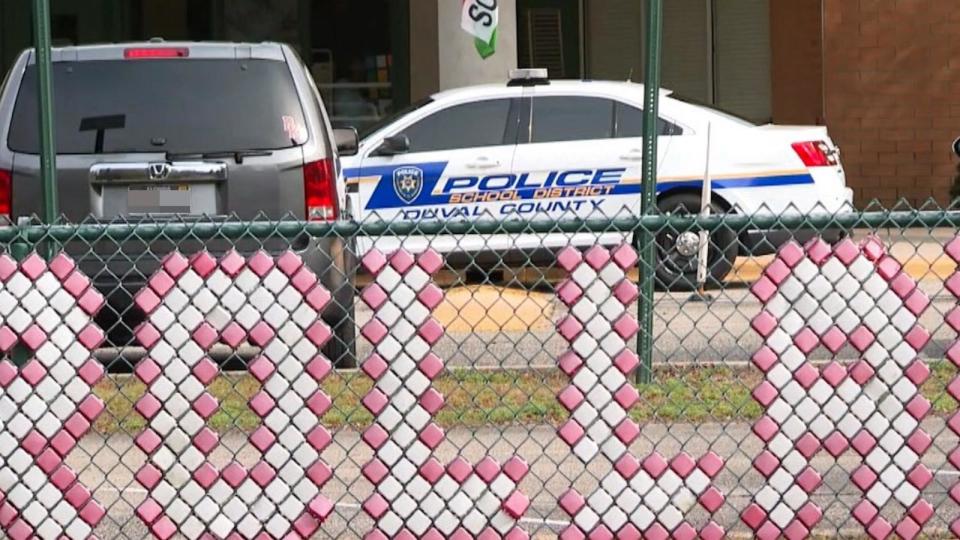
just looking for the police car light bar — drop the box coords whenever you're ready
[507,68,549,87]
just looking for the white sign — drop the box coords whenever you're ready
[461,0,499,58]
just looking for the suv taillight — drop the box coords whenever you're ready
[303,159,338,221]
[792,141,837,167]
[0,169,11,220]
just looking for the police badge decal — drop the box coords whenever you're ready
[393,166,424,204]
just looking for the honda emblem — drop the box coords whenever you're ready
[148,163,171,180]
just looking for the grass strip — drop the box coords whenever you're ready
[91,362,958,434]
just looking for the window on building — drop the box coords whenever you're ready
[400,99,514,153]
[51,14,79,46]
[518,0,582,79]
[311,0,409,131]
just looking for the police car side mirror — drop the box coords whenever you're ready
[333,128,359,157]
[376,134,410,156]
[953,137,960,159]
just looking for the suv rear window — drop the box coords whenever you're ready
[8,59,307,154]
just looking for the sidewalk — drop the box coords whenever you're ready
[78,418,960,539]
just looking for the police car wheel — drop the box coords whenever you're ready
[653,193,737,291]
[317,238,358,369]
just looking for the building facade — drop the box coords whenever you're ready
[0,0,954,206]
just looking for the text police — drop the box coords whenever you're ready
[400,167,628,220]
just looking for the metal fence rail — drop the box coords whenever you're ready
[1,207,960,539]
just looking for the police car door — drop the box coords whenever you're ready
[353,97,521,255]
[509,91,671,250]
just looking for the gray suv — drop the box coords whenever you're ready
[0,41,358,367]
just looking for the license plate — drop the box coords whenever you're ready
[127,184,191,214]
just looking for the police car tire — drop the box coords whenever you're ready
[324,306,357,369]
[320,238,358,369]
[653,193,737,291]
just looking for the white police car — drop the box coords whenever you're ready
[343,69,853,288]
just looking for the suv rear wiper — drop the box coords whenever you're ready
[79,114,126,154]
[165,149,274,164]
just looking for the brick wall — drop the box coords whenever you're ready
[770,0,823,125]
[822,0,959,206]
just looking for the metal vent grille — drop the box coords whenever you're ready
[519,8,565,78]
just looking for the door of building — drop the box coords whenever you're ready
[713,0,772,123]
[662,0,772,123]
[584,0,773,124]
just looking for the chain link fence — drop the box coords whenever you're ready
[1,206,960,539]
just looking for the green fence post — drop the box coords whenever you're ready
[637,0,663,384]
[31,0,58,224]
[10,230,30,366]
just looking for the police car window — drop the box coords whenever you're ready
[615,102,683,137]
[359,98,433,140]
[400,99,513,153]
[530,96,614,143]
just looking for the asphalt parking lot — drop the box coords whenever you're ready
[80,418,960,539]
[364,228,960,371]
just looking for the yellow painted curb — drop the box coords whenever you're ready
[732,256,957,283]
[433,285,555,333]
[429,252,958,335]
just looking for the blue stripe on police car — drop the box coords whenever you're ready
[344,163,815,211]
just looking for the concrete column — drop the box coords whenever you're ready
[409,1,439,101]
[436,0,517,91]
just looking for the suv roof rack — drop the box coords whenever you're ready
[507,68,549,87]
